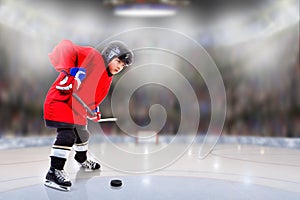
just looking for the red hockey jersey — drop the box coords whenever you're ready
[44,40,113,126]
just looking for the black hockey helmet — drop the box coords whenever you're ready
[101,41,134,67]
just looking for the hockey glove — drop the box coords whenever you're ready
[87,106,101,122]
[56,68,86,94]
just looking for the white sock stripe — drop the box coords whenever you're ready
[73,143,88,151]
[50,148,71,159]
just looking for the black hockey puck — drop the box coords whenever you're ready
[110,179,122,187]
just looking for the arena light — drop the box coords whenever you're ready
[114,4,177,17]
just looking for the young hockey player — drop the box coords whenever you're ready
[43,39,133,191]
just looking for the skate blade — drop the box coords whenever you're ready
[44,180,70,192]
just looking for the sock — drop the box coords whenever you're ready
[50,156,66,170]
[74,151,87,163]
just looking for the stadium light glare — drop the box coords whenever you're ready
[114,4,177,17]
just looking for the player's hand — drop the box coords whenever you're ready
[56,68,86,93]
[55,75,75,94]
[87,107,101,122]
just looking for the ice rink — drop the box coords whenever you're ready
[0,0,298,199]
[1,136,300,200]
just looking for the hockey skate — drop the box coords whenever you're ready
[44,167,72,191]
[78,159,101,170]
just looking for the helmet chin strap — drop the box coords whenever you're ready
[106,65,113,77]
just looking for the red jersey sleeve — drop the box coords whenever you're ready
[75,49,113,113]
[48,40,77,72]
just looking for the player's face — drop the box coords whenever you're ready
[108,57,126,75]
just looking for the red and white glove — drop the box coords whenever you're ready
[87,106,101,122]
[56,68,86,94]
[56,75,75,94]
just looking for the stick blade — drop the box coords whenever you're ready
[98,118,118,123]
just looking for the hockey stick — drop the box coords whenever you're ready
[72,93,94,116]
[98,118,118,122]
[72,93,117,123]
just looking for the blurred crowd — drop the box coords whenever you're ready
[0,25,299,138]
